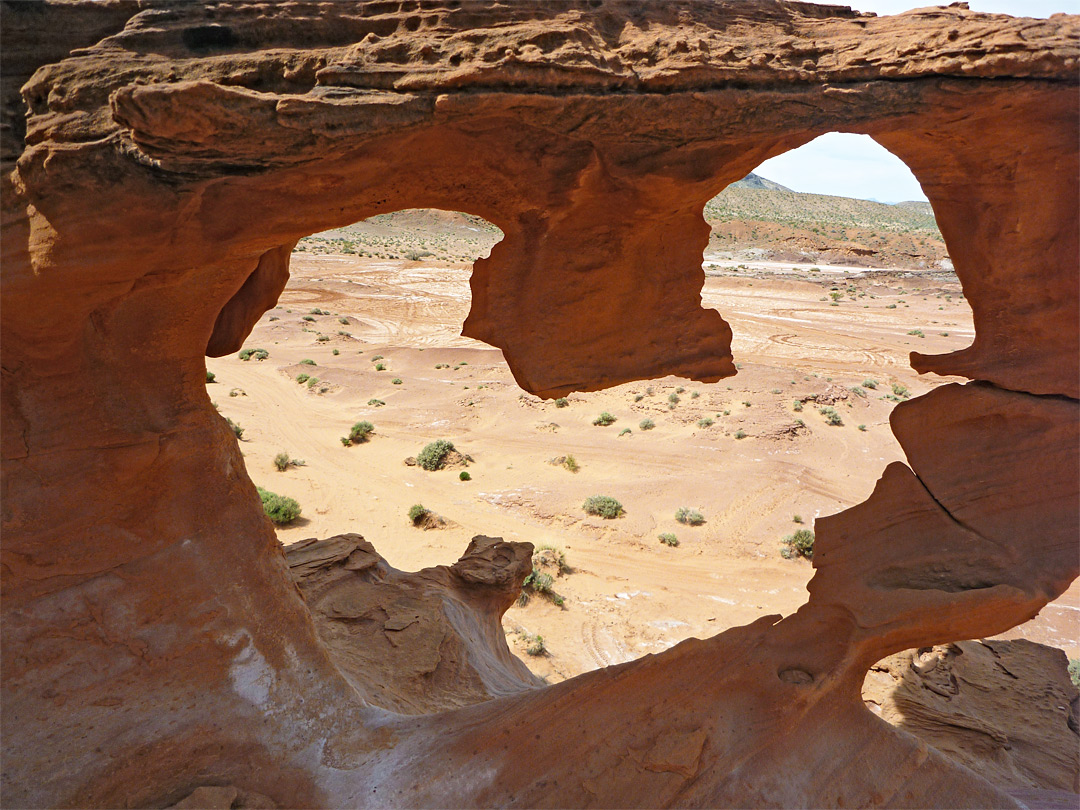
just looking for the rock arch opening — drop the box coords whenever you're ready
[3,2,1077,808]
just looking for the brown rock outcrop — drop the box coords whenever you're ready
[863,640,1080,795]
[1,2,1077,808]
[284,534,541,714]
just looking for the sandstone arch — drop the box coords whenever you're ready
[2,2,1077,807]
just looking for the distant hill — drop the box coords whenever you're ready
[730,172,792,192]
[299,180,948,270]
[703,185,947,269]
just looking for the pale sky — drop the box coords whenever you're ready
[755,1,1078,203]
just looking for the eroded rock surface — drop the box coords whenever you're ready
[284,534,541,714]
[1,2,1077,808]
[864,640,1080,794]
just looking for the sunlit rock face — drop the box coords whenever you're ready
[1,2,1076,807]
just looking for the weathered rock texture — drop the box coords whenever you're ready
[1,1,1077,808]
[863,640,1080,795]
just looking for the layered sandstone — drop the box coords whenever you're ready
[1,1,1077,808]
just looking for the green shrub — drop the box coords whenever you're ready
[302,315,315,322]
[227,417,244,439]
[340,436,351,446]
[659,533,679,547]
[408,503,429,525]
[459,471,471,481]
[858,424,867,432]
[675,507,704,526]
[583,495,624,519]
[1069,658,1080,688]
[367,399,385,407]
[639,418,655,431]
[850,386,866,398]
[891,383,910,399]
[205,371,216,383]
[273,452,291,472]
[734,429,747,439]
[371,355,384,362]
[782,528,815,559]
[907,329,925,338]
[257,487,301,525]
[793,401,803,412]
[332,349,340,356]
[309,308,329,315]
[238,348,268,361]
[793,514,803,524]
[375,363,386,371]
[349,421,375,443]
[563,455,579,473]
[316,336,329,343]
[863,379,878,389]
[296,373,310,384]
[668,392,680,407]
[300,359,316,366]
[819,406,843,426]
[633,394,644,402]
[552,397,569,408]
[593,412,616,426]
[526,634,546,656]
[339,317,349,325]
[306,377,319,389]
[690,391,700,399]
[392,378,402,385]
[697,418,714,428]
[417,439,455,471]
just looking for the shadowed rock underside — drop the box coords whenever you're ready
[1,1,1077,808]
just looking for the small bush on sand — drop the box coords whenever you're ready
[675,507,704,526]
[1069,658,1080,688]
[639,418,655,431]
[417,439,455,471]
[392,378,402,385]
[891,383,910,399]
[819,406,843,426]
[339,317,349,325]
[258,487,301,525]
[619,428,631,436]
[459,471,471,481]
[205,371,216,383]
[525,634,546,656]
[781,528,815,559]
[367,398,385,407]
[863,379,877,389]
[563,455,579,473]
[555,397,569,408]
[408,504,429,525]
[273,452,291,472]
[296,373,310,384]
[593,412,616,426]
[332,348,340,356]
[348,421,375,444]
[375,363,386,371]
[238,348,269,361]
[659,533,679,547]
[793,400,804,412]
[668,392,680,408]
[227,417,244,439]
[583,495,623,519]
[300,359,316,366]
[302,315,315,322]
[734,429,747,439]
[340,436,351,446]
[697,418,714,428]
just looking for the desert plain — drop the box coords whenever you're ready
[207,206,1080,685]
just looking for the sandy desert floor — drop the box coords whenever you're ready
[207,247,1079,682]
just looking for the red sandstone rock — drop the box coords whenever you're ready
[1,2,1077,808]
